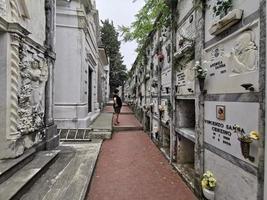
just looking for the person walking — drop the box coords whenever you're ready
[113,89,122,125]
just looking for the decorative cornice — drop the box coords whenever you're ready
[0,16,30,36]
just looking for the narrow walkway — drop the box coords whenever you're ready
[87,106,196,200]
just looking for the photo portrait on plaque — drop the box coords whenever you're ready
[216,105,225,120]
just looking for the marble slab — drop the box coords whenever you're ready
[204,22,259,94]
[204,101,259,166]
[161,68,171,95]
[175,13,195,57]
[205,150,257,200]
[175,60,195,95]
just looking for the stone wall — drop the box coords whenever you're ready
[125,0,266,198]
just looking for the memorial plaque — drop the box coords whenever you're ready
[176,60,195,95]
[162,42,171,68]
[161,69,171,95]
[204,101,259,165]
[176,14,195,56]
[204,22,259,94]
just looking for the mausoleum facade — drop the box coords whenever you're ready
[0,0,58,159]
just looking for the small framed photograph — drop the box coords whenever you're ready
[216,105,225,120]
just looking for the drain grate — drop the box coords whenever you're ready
[58,129,92,141]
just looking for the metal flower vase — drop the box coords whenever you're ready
[198,77,205,92]
[238,139,252,159]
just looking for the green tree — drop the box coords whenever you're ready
[119,0,172,52]
[101,20,128,95]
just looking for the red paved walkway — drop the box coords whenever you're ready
[103,105,133,113]
[113,114,142,128]
[87,106,196,200]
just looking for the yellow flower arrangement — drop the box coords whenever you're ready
[159,105,165,112]
[234,124,260,143]
[201,171,216,191]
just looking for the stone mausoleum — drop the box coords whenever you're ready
[54,0,109,129]
[0,0,58,159]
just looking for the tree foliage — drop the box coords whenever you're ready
[119,0,171,52]
[101,20,128,94]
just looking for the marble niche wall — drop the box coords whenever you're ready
[203,0,262,199]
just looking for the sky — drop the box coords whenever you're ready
[95,0,145,70]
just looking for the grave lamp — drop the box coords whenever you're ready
[187,88,193,93]
[240,83,254,92]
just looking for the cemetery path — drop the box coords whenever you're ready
[87,106,196,200]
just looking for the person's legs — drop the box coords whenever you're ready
[114,107,121,124]
[114,113,118,125]
[116,113,119,124]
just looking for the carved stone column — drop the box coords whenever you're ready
[9,33,20,138]
[0,32,25,159]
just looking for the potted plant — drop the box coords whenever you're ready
[201,171,217,200]
[212,0,233,18]
[209,0,243,35]
[193,61,208,91]
[234,125,259,160]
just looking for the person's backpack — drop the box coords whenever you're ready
[115,95,122,107]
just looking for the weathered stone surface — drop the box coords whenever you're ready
[0,148,35,184]
[209,9,243,35]
[0,150,59,200]
[20,141,102,200]
[205,149,257,200]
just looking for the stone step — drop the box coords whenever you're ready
[20,141,102,200]
[106,101,113,106]
[0,148,36,185]
[90,112,113,131]
[113,126,143,132]
[90,131,112,140]
[0,150,60,200]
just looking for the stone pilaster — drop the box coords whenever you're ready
[258,0,266,199]
[193,0,205,196]
[44,0,58,150]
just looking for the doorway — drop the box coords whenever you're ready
[88,68,93,112]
